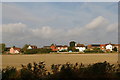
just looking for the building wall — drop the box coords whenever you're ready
[27,46,32,49]
[106,44,113,51]
[50,45,58,51]
[14,50,19,54]
[75,47,86,52]
[10,48,15,53]
[57,47,68,51]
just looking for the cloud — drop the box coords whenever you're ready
[106,23,118,32]
[31,26,63,38]
[65,16,109,37]
[2,22,27,34]
[2,16,118,47]
[3,2,117,28]
[85,16,108,29]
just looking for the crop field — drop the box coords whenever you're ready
[1,53,119,69]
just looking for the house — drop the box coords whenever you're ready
[105,43,113,52]
[87,44,100,50]
[9,47,21,54]
[50,44,58,51]
[75,44,86,52]
[50,44,68,52]
[100,44,106,51]
[56,45,68,51]
[27,45,37,49]
[112,44,120,52]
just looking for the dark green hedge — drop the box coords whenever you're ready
[24,49,52,54]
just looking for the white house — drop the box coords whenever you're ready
[27,46,32,49]
[9,47,21,54]
[75,44,86,52]
[56,45,68,51]
[27,45,37,49]
[105,44,113,51]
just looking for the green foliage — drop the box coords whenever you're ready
[24,48,52,54]
[84,48,104,53]
[68,47,78,52]
[0,43,6,53]
[69,41,76,47]
[59,50,68,52]
[24,49,38,54]
[75,49,79,52]
[37,48,52,53]
[113,47,117,52]
[21,44,29,53]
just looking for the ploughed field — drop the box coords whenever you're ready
[1,53,119,69]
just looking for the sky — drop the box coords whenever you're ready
[1,2,118,47]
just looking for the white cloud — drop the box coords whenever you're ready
[2,22,27,34]
[65,16,109,37]
[32,26,62,38]
[2,16,118,47]
[106,23,117,32]
[85,16,108,29]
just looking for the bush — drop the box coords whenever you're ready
[2,61,120,80]
[84,48,104,53]
[37,49,52,53]
[2,67,18,80]
[24,49,52,54]
[24,49,38,54]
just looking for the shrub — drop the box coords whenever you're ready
[84,48,104,53]
[2,61,120,80]
[24,49,52,54]
[2,67,18,80]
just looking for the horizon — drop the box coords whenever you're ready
[2,41,119,48]
[1,2,118,47]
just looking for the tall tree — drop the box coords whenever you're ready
[113,47,117,52]
[68,41,76,52]
[22,44,29,53]
[69,41,76,47]
[0,43,6,53]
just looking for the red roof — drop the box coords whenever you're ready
[13,47,21,51]
[76,44,85,47]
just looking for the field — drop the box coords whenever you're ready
[1,53,119,69]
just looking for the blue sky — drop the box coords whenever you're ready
[2,2,118,47]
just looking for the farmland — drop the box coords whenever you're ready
[2,53,119,69]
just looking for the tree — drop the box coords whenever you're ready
[113,47,117,52]
[22,44,29,53]
[69,41,76,47]
[0,43,6,53]
[68,41,76,52]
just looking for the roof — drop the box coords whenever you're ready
[56,45,68,47]
[56,45,63,47]
[29,45,37,49]
[91,44,100,47]
[76,44,85,47]
[112,44,120,46]
[100,44,106,46]
[13,47,21,51]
